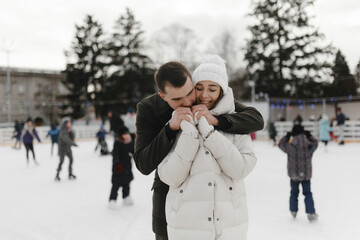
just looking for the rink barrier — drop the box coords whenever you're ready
[269,121,360,141]
[0,125,101,145]
[2,121,360,145]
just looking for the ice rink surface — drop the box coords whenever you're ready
[1,139,359,240]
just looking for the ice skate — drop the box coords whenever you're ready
[108,200,117,209]
[307,213,318,222]
[69,173,77,180]
[123,196,134,206]
[55,173,61,181]
[290,211,297,218]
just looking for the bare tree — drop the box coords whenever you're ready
[207,29,240,78]
[148,23,200,70]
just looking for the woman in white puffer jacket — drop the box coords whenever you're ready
[158,55,257,240]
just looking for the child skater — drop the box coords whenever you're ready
[278,124,319,222]
[21,117,41,165]
[95,124,108,155]
[108,126,134,209]
[47,124,59,156]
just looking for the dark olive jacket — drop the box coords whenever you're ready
[134,93,264,237]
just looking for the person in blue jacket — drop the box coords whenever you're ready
[47,124,59,156]
[95,124,108,155]
[21,117,41,165]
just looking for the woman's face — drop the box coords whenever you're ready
[195,81,222,109]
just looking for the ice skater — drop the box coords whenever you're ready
[278,124,319,222]
[318,114,333,151]
[108,126,134,209]
[12,119,23,149]
[95,124,108,155]
[21,117,41,165]
[47,124,59,156]
[55,118,78,181]
[268,121,277,146]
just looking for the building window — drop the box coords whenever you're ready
[18,84,25,94]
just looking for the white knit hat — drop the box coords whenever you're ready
[192,54,228,93]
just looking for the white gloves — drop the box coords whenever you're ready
[198,116,214,140]
[180,114,199,139]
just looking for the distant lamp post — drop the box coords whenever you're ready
[248,80,255,103]
[1,50,12,123]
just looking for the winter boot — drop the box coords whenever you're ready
[55,172,61,181]
[307,213,318,222]
[291,211,297,218]
[123,196,134,206]
[69,173,77,180]
[108,200,117,210]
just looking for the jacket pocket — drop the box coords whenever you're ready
[223,175,246,209]
[168,179,189,214]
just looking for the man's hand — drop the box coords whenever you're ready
[191,104,219,126]
[169,107,193,131]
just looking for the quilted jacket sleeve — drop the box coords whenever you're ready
[157,133,200,188]
[204,131,257,180]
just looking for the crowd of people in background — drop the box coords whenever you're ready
[6,53,354,240]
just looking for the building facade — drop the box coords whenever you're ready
[0,67,67,124]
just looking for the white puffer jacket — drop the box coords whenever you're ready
[158,88,257,240]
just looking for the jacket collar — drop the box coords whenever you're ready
[210,87,235,116]
[153,92,173,117]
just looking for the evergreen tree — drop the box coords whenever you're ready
[244,0,333,98]
[331,50,357,96]
[105,8,155,114]
[60,64,88,119]
[64,15,107,118]
[355,60,360,94]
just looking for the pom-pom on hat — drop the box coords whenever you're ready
[192,55,228,93]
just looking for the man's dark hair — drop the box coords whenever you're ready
[154,62,191,93]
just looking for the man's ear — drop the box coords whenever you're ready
[158,91,166,101]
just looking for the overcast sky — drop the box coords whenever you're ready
[1,0,359,72]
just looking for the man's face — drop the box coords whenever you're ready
[159,77,196,110]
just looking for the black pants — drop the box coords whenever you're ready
[155,234,168,240]
[109,182,130,201]
[24,143,36,162]
[57,151,74,175]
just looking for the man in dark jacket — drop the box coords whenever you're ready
[134,61,264,239]
[336,107,346,145]
[108,111,124,134]
[56,118,78,181]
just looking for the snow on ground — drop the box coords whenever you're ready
[0,139,359,240]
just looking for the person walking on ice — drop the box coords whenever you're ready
[55,118,78,181]
[278,124,319,222]
[108,126,135,209]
